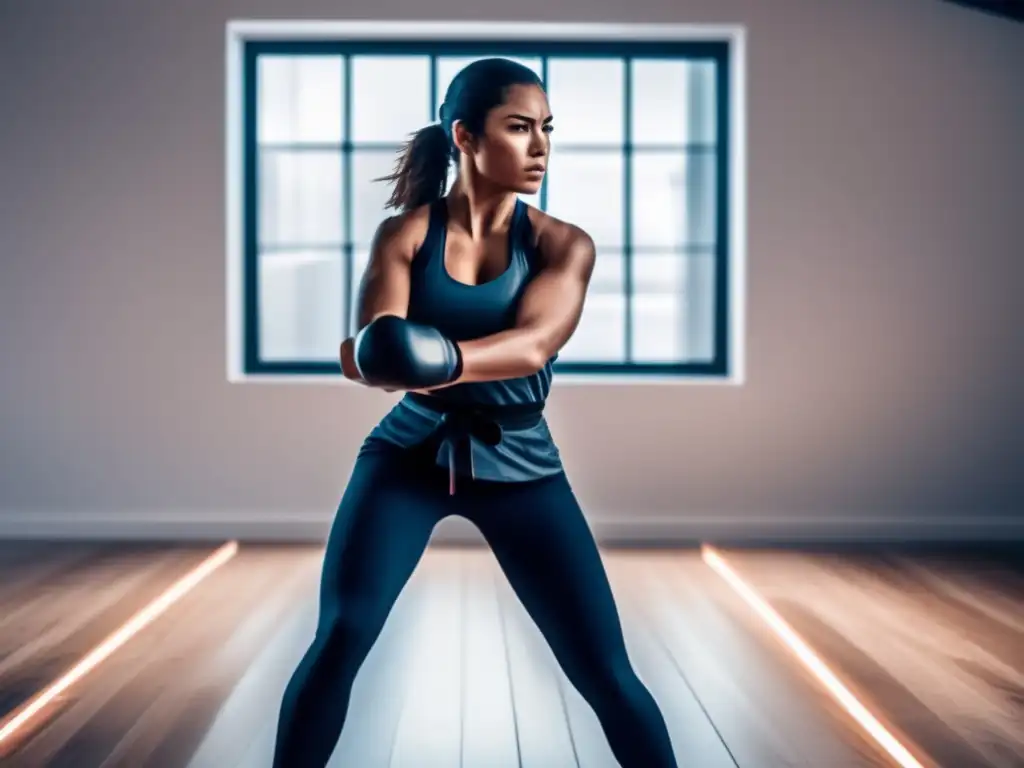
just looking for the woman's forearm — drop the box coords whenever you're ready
[453,328,547,384]
[347,318,548,393]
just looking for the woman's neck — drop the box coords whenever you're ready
[446,176,518,242]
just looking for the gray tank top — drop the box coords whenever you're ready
[361,197,563,483]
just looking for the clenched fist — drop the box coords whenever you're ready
[339,337,362,382]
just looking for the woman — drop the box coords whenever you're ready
[272,57,678,767]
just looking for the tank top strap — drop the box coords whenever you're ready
[411,198,447,274]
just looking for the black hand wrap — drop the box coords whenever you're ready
[353,315,463,390]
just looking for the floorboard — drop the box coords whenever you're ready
[387,549,465,768]
[494,561,581,767]
[460,551,521,767]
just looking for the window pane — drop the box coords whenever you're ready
[630,60,687,146]
[684,252,716,362]
[630,59,717,146]
[350,149,402,248]
[688,60,718,145]
[258,55,344,144]
[559,250,625,362]
[436,56,543,109]
[630,151,716,249]
[630,252,686,362]
[631,152,685,250]
[259,149,343,246]
[589,249,625,294]
[630,251,717,363]
[259,251,344,361]
[545,151,623,248]
[683,150,717,247]
[546,58,624,145]
[351,56,431,143]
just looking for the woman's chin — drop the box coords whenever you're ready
[513,177,544,195]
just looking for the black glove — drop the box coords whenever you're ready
[354,315,463,389]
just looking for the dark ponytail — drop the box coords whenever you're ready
[378,123,452,212]
[377,58,544,212]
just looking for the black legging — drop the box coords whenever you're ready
[272,441,678,767]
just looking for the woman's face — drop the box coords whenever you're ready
[458,84,553,194]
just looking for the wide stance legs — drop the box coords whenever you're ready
[272,449,677,767]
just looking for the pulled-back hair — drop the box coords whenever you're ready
[377,58,544,212]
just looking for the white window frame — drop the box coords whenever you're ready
[225,20,747,386]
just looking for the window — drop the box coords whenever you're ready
[226,22,746,382]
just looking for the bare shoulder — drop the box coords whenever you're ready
[524,206,596,268]
[370,203,433,263]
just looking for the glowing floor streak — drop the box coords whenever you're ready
[701,544,927,768]
[0,541,239,749]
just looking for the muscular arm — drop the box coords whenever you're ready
[355,215,416,331]
[340,215,415,386]
[450,226,597,385]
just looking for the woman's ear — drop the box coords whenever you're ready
[451,120,476,155]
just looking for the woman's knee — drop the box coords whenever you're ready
[312,607,376,666]
[566,655,646,708]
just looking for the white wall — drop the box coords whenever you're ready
[1,0,1022,543]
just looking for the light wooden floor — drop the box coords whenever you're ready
[0,541,1021,767]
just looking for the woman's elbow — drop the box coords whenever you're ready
[525,344,551,375]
